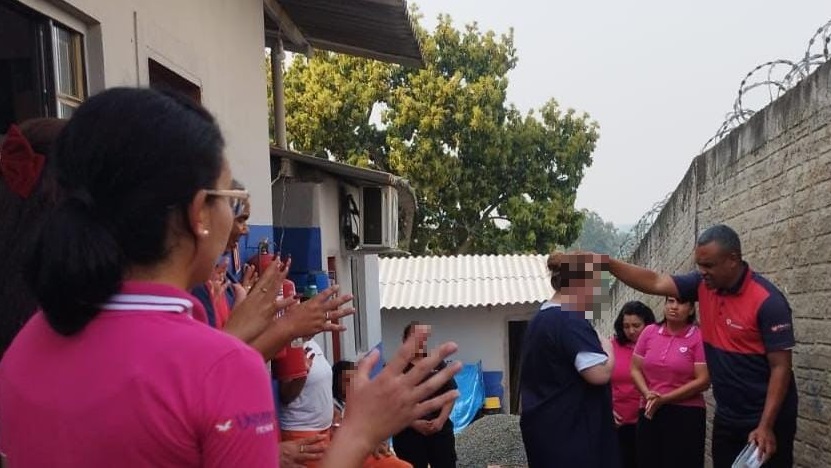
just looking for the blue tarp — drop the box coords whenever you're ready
[449,361,485,434]
[370,348,484,435]
[369,342,384,379]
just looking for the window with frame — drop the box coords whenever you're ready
[0,1,86,130]
[52,23,85,118]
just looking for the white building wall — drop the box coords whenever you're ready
[18,0,273,226]
[319,176,351,361]
[317,179,382,362]
[382,303,541,412]
[380,303,538,376]
[361,255,383,354]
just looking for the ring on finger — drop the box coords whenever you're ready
[260,287,268,293]
[325,311,330,321]
[300,445,305,454]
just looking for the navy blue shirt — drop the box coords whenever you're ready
[519,303,619,468]
[673,265,797,426]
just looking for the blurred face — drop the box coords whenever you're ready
[225,201,250,251]
[562,276,599,311]
[664,297,693,325]
[404,324,430,359]
[622,313,646,343]
[561,253,608,312]
[694,241,741,290]
[341,368,356,399]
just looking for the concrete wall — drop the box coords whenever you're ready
[608,60,831,467]
[18,0,273,226]
[381,303,540,407]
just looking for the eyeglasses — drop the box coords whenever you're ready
[204,189,250,208]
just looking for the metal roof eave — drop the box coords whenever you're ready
[270,147,400,186]
[265,0,425,68]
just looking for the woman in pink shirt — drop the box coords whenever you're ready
[609,301,655,468]
[631,296,711,468]
[0,88,462,468]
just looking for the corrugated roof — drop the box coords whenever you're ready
[379,254,551,310]
[268,0,424,68]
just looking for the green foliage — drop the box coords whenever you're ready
[568,210,628,256]
[276,12,600,255]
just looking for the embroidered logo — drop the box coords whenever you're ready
[215,420,233,433]
[255,423,275,435]
[726,319,744,330]
[233,411,276,436]
[771,323,791,332]
[679,346,689,353]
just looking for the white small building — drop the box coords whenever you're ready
[379,254,552,413]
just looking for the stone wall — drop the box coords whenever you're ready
[607,60,831,467]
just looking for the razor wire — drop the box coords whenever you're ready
[702,18,831,152]
[616,192,673,260]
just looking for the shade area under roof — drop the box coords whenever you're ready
[266,0,424,68]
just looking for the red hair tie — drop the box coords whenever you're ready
[1,125,46,198]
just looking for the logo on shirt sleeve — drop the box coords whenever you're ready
[214,412,276,436]
[215,420,233,433]
[770,323,792,333]
[232,411,277,435]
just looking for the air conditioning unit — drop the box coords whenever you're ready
[360,186,398,249]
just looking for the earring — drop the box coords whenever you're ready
[201,229,210,236]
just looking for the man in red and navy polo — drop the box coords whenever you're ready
[602,224,798,468]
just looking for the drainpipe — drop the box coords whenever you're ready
[271,37,287,150]
[271,37,294,180]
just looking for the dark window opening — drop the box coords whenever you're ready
[362,186,383,245]
[148,59,201,104]
[508,319,529,414]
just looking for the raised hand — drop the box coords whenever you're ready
[280,285,355,339]
[224,256,292,343]
[240,264,259,294]
[322,325,460,467]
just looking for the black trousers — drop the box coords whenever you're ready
[636,405,706,468]
[616,423,637,468]
[711,414,796,468]
[393,424,457,468]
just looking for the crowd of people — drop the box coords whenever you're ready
[0,86,802,468]
[0,87,461,467]
[519,225,798,468]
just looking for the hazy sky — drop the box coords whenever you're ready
[413,0,831,226]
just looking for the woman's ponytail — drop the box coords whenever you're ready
[27,190,124,335]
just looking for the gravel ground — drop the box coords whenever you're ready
[455,414,527,468]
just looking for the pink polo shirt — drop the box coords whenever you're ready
[610,339,639,425]
[0,281,279,467]
[633,323,707,408]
